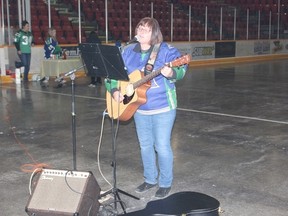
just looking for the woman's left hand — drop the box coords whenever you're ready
[161,65,173,78]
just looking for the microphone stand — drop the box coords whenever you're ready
[64,64,85,170]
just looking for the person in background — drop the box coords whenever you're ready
[41,27,62,85]
[14,20,34,82]
[115,39,122,49]
[44,27,62,59]
[87,30,102,87]
[105,17,187,198]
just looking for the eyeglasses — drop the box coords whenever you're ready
[137,26,151,34]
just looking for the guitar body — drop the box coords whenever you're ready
[106,70,151,121]
[106,54,192,121]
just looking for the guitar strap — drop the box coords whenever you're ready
[144,43,161,75]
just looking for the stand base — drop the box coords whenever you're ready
[100,187,140,214]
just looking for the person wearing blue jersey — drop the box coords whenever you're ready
[105,17,187,198]
[41,28,62,85]
[44,27,61,59]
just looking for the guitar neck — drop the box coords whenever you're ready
[133,68,162,89]
[131,54,191,90]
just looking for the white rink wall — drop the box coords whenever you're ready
[1,39,288,76]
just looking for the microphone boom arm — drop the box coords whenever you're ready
[64,64,86,77]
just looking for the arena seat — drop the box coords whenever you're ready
[3,0,287,44]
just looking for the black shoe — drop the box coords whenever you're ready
[155,187,171,198]
[55,83,63,88]
[15,61,22,68]
[135,182,157,193]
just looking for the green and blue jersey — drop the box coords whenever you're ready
[106,43,187,113]
[14,30,33,53]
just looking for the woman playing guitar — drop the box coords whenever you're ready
[105,17,189,198]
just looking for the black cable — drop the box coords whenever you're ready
[64,170,96,216]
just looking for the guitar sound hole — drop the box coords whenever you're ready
[123,92,135,105]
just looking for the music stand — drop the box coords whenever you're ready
[79,43,129,81]
[79,44,139,213]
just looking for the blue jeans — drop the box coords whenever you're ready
[134,109,176,187]
[18,53,31,81]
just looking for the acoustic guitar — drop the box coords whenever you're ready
[106,54,191,121]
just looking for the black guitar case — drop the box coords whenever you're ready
[120,191,220,216]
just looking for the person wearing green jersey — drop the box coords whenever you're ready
[14,20,34,81]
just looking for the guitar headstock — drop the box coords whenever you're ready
[169,54,192,67]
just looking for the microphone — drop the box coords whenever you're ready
[126,35,139,45]
[64,68,77,77]
[64,64,86,76]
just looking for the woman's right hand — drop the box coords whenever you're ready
[113,90,124,103]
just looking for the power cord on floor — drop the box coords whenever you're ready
[97,109,113,189]
[3,94,125,213]
[28,167,42,195]
[3,96,51,174]
[96,109,129,214]
[2,96,51,198]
